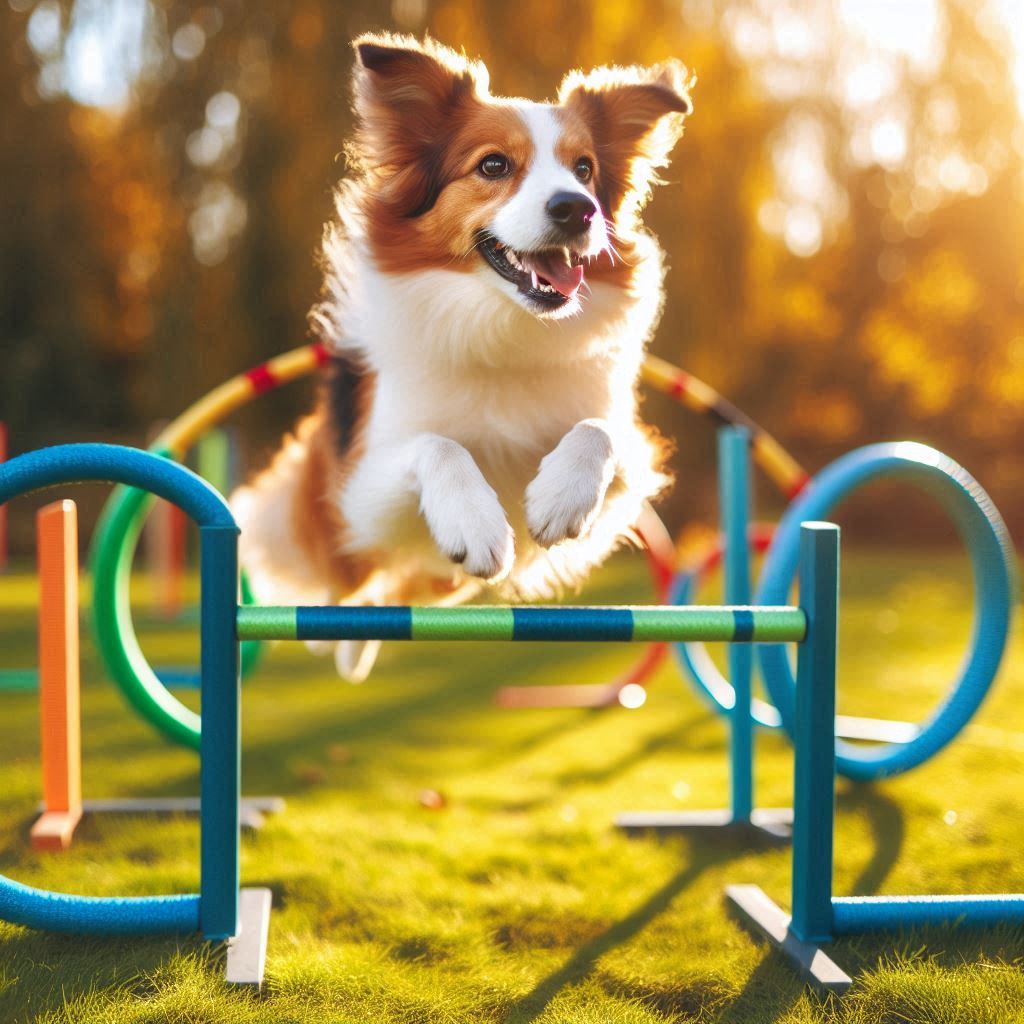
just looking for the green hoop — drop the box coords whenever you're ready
[90,447,262,750]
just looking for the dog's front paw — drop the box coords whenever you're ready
[525,421,616,547]
[426,491,515,581]
[419,440,515,581]
[447,504,515,581]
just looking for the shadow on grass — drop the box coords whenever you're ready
[838,782,904,897]
[548,715,710,789]
[504,835,768,1024]
[470,708,595,772]
[505,860,707,1023]
[713,952,807,1023]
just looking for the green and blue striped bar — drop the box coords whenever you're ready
[236,605,807,644]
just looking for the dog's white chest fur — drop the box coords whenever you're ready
[332,259,662,596]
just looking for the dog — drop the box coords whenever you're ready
[231,34,693,681]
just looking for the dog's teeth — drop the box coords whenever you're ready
[530,270,539,290]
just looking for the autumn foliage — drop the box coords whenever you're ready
[1,0,1022,540]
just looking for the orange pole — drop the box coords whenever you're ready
[30,499,83,851]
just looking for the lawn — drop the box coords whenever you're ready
[0,548,1022,1023]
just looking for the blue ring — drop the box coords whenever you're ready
[0,443,234,528]
[671,568,782,728]
[756,442,1016,780]
[0,443,234,935]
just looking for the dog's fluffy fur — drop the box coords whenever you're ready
[232,35,693,680]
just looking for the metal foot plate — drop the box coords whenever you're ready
[726,884,851,994]
[74,796,285,830]
[225,887,273,987]
[615,807,793,840]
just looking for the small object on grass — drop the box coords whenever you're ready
[296,764,328,787]
[327,743,352,764]
[418,789,447,810]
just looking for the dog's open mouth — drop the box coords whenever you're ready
[479,233,585,308]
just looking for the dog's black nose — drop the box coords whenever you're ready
[546,191,596,235]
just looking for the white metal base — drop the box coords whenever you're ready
[616,807,793,841]
[726,884,851,994]
[225,887,273,987]
[69,796,285,830]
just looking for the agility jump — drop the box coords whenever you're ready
[0,440,822,987]
[727,519,1021,993]
[1,333,1016,991]
[0,432,1017,991]
[87,345,1011,768]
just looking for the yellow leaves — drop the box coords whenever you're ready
[860,247,991,418]
[289,9,324,52]
[112,180,166,235]
[984,335,1024,404]
[903,249,981,323]
[590,0,634,54]
[430,1,481,53]
[789,391,862,443]
[863,310,958,416]
[744,280,841,350]
[779,283,841,341]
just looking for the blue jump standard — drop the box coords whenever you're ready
[725,522,1024,994]
[616,428,793,841]
[0,444,271,987]
[0,443,812,993]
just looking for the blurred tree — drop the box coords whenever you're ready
[1,0,1021,541]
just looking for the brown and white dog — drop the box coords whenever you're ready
[232,34,693,680]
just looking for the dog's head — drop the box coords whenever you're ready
[350,35,692,320]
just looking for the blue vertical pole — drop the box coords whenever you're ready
[199,523,241,941]
[720,427,753,823]
[790,522,840,943]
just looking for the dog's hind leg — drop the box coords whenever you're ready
[334,639,382,683]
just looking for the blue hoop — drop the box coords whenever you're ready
[672,567,782,729]
[0,444,234,527]
[756,442,1016,781]
[0,444,236,936]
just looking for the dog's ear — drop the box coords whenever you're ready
[352,35,488,214]
[558,60,693,224]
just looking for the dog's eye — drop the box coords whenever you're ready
[479,153,511,178]
[573,157,594,184]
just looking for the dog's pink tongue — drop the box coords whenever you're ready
[524,251,584,299]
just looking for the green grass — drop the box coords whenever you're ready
[0,548,1023,1023]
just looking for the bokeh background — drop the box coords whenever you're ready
[2,0,1023,548]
